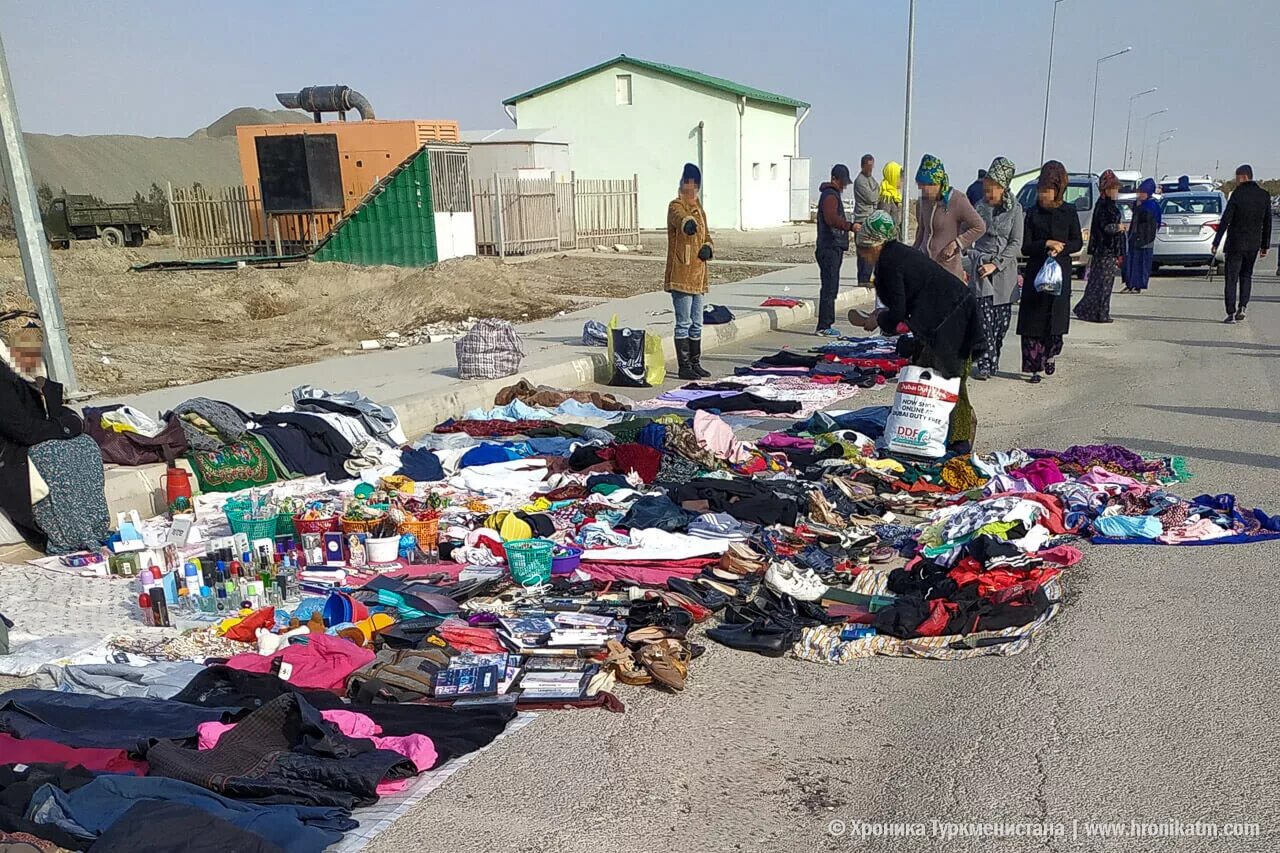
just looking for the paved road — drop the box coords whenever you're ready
[372,269,1280,853]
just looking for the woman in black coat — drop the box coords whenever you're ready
[1018,161,1083,384]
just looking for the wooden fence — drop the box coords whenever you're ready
[472,172,639,256]
[167,183,338,258]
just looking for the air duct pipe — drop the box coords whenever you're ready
[276,85,375,122]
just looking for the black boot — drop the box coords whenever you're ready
[687,339,712,379]
[675,339,698,381]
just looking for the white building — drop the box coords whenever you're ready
[460,128,572,182]
[502,55,810,230]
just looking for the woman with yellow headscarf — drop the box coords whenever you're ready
[877,161,903,223]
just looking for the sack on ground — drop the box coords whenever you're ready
[881,365,961,458]
[1033,260,1063,296]
[703,304,735,325]
[605,315,650,387]
[456,319,525,380]
[581,320,608,347]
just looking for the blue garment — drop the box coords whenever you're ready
[526,437,574,456]
[671,292,704,340]
[26,775,353,853]
[1123,246,1154,291]
[0,689,236,748]
[396,447,444,482]
[637,423,667,450]
[1094,515,1162,539]
[790,406,891,440]
[459,443,524,468]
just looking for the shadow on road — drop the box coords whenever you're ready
[1101,436,1280,470]
[1167,340,1280,352]
[1138,404,1280,425]
[1108,313,1222,325]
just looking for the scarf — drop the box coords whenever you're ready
[1037,160,1069,205]
[879,161,903,205]
[915,154,951,205]
[985,157,1016,212]
[857,210,900,247]
[1138,177,1162,225]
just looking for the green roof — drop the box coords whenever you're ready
[503,55,809,109]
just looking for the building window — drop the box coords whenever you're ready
[770,163,778,180]
[752,162,761,180]
[615,74,632,105]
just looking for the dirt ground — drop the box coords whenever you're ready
[0,241,778,396]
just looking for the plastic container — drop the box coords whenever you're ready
[551,544,583,575]
[340,516,384,536]
[398,515,440,548]
[225,507,279,541]
[366,535,400,564]
[294,514,340,536]
[505,538,554,587]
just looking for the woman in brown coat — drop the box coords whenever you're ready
[913,154,986,279]
[665,163,714,380]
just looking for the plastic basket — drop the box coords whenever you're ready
[399,516,440,548]
[551,544,583,575]
[341,517,384,536]
[226,508,280,541]
[505,539,554,587]
[275,510,296,537]
[294,514,340,536]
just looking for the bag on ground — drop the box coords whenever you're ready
[456,319,525,380]
[881,365,961,458]
[581,320,609,347]
[1033,260,1063,296]
[703,304,735,325]
[606,315,650,388]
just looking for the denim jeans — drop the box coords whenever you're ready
[671,292,704,340]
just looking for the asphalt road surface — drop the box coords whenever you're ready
[372,268,1280,853]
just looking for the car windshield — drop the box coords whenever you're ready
[1118,179,1140,193]
[1016,181,1094,211]
[1160,195,1222,215]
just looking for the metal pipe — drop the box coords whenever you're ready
[276,86,375,121]
[1154,130,1176,182]
[1123,87,1157,169]
[504,104,516,125]
[1039,0,1066,164]
[1087,46,1132,175]
[793,105,810,158]
[901,0,916,241]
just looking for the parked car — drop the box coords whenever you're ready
[1157,175,1216,194]
[1151,190,1226,270]
[1015,172,1098,275]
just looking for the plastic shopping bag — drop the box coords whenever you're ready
[643,332,666,386]
[606,315,649,387]
[1033,259,1063,295]
[881,365,961,458]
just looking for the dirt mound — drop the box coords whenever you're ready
[198,107,308,139]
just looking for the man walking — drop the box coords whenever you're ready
[1211,164,1272,323]
[966,169,987,206]
[815,164,858,337]
[852,155,879,286]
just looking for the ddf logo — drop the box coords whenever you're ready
[894,425,931,447]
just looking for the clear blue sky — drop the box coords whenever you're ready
[4,0,1278,186]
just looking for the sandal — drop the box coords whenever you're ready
[626,625,683,645]
[869,546,896,564]
[604,640,652,686]
[638,639,690,692]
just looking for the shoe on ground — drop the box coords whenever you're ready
[764,560,828,602]
[973,368,991,381]
[1223,316,1236,324]
[1235,310,1247,321]
[816,327,842,338]
[706,619,796,657]
[1029,373,1042,384]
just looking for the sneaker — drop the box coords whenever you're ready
[816,327,842,338]
[764,561,828,602]
[1223,316,1236,324]
[1235,310,1247,321]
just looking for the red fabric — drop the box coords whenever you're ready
[612,443,662,484]
[439,625,505,654]
[225,632,374,691]
[914,599,959,637]
[949,565,1061,597]
[1035,544,1083,566]
[0,733,145,774]
[221,606,277,643]
[435,420,548,437]
[761,297,803,308]
[577,557,715,586]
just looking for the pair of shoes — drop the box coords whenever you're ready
[816,327,843,338]
[667,577,729,612]
[973,368,991,381]
[720,542,766,577]
[764,560,828,602]
[706,619,796,657]
[674,339,701,380]
[1029,373,1043,384]
[1235,309,1247,321]
[636,639,691,691]
[1223,315,1236,324]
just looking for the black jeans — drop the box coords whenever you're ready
[856,252,873,283]
[815,248,844,331]
[1224,251,1256,314]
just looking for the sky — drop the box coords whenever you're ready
[4,0,1278,190]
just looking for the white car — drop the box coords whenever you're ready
[1151,191,1227,270]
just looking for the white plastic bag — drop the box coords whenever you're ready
[881,365,961,458]
[1033,259,1063,295]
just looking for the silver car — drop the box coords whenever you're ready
[1151,191,1226,270]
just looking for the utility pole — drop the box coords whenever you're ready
[1154,131,1176,182]
[0,31,77,390]
[1087,46,1132,176]
[1123,87,1156,169]
[1040,0,1066,164]
[900,0,916,243]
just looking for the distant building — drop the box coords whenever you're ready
[461,128,572,182]
[502,55,810,230]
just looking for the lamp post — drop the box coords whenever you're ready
[1137,108,1168,173]
[1123,87,1157,169]
[1039,0,1067,163]
[900,0,916,242]
[1154,130,1176,182]
[1087,46,1132,175]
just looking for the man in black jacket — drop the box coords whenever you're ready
[1211,164,1272,323]
[814,164,858,336]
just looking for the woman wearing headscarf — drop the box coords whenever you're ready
[0,321,110,554]
[1121,178,1160,294]
[1018,160,1083,384]
[966,157,1023,380]
[877,160,903,224]
[1075,170,1127,322]
[852,211,986,448]
[665,162,714,380]
[912,154,986,279]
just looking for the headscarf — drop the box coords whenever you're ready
[1176,175,1190,192]
[1098,169,1120,195]
[856,210,900,247]
[0,320,44,381]
[985,156,1016,212]
[879,161,902,205]
[914,154,952,205]
[1037,160,1069,206]
[1138,177,1162,225]
[681,162,701,187]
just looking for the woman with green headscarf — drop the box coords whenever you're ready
[966,156,1023,380]
[852,211,986,449]
[913,154,986,279]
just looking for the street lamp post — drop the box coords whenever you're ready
[1137,108,1168,173]
[1039,0,1067,163]
[1154,130,1176,182]
[1087,46,1132,175]
[900,0,916,242]
[1123,87,1157,169]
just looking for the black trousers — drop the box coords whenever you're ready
[1224,251,1256,314]
[856,252,873,283]
[815,248,844,331]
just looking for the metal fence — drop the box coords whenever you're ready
[472,172,639,256]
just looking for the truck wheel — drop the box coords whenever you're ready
[100,227,125,248]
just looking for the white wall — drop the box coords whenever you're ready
[740,105,798,229]
[435,212,476,261]
[513,63,799,230]
[468,142,572,183]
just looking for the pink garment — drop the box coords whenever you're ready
[1033,544,1084,567]
[1158,518,1231,544]
[1008,459,1065,491]
[1077,467,1145,489]
[224,632,374,691]
[758,433,814,451]
[692,410,751,463]
[198,708,437,795]
[577,557,716,585]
